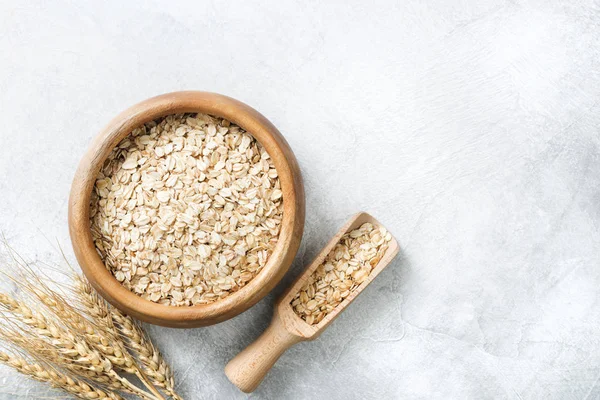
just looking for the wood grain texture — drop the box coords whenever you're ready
[225,212,399,392]
[68,91,305,328]
[224,312,302,393]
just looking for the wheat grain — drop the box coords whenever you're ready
[0,245,181,400]
[0,350,123,400]
[33,283,137,375]
[69,276,139,373]
[73,275,168,400]
[111,309,182,400]
[0,296,159,399]
[0,289,168,400]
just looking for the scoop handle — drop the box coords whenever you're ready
[225,312,302,393]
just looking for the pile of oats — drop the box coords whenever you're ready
[290,223,391,325]
[90,113,284,306]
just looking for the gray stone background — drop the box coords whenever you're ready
[1,0,599,399]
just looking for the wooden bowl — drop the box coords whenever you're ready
[68,91,305,328]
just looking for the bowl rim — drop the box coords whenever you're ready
[68,91,305,328]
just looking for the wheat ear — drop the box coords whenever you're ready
[0,293,161,400]
[73,276,167,400]
[5,256,139,376]
[0,350,123,400]
[111,309,183,400]
[1,318,159,400]
[35,283,137,374]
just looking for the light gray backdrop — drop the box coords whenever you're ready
[1,0,599,399]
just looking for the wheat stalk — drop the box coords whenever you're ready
[0,350,123,400]
[111,309,183,400]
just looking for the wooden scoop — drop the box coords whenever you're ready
[225,212,399,392]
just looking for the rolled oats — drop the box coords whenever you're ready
[290,223,391,325]
[90,113,284,306]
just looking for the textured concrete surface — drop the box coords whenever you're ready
[1,1,600,399]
